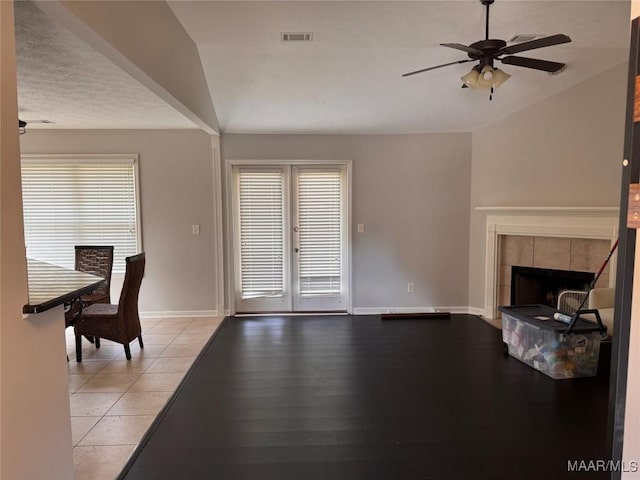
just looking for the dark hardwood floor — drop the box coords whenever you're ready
[120,315,610,480]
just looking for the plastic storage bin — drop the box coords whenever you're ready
[499,305,604,379]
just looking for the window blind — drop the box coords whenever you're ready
[21,155,139,275]
[296,169,342,296]
[238,171,285,299]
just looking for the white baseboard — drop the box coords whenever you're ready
[442,306,478,314]
[167,306,488,319]
[352,306,479,316]
[140,310,219,319]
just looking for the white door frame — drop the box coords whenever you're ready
[225,159,352,315]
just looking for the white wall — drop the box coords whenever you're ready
[222,133,472,312]
[20,129,219,315]
[468,63,627,310]
[1,2,73,477]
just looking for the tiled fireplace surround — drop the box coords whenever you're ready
[478,207,619,320]
[497,236,612,308]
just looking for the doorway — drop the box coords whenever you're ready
[230,161,351,313]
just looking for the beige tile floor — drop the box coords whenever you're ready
[66,316,224,480]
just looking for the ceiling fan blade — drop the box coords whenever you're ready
[440,43,483,56]
[500,56,566,73]
[402,59,473,77]
[500,34,571,55]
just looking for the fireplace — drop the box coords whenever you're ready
[510,266,594,308]
[477,206,619,320]
[497,235,611,312]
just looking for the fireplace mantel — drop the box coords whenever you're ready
[476,206,619,217]
[477,206,620,319]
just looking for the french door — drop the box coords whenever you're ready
[232,163,349,313]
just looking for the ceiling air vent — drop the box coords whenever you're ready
[281,32,313,42]
[509,34,543,43]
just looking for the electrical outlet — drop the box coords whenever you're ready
[357,223,365,233]
[192,224,200,235]
[407,282,415,293]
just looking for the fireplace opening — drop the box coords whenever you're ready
[510,266,595,308]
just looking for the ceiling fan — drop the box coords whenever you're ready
[402,0,571,98]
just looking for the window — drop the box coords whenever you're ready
[21,154,141,274]
[237,169,286,299]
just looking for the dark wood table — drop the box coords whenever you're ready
[23,259,106,314]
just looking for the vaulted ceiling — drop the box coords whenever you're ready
[15,1,197,130]
[15,1,631,133]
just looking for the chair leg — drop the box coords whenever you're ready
[95,337,101,349]
[75,334,82,362]
[138,335,144,348]
[124,343,131,360]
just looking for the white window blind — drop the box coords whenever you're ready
[21,155,140,274]
[238,171,285,299]
[297,169,343,296]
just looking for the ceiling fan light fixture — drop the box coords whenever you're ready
[473,65,510,90]
[492,68,511,88]
[401,0,571,94]
[461,68,480,89]
[476,65,496,89]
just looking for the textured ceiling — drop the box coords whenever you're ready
[169,0,631,133]
[14,1,632,133]
[15,0,198,130]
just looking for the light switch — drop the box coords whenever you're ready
[192,224,200,235]
[357,223,365,233]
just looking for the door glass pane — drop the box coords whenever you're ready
[297,170,342,296]
[238,171,285,299]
